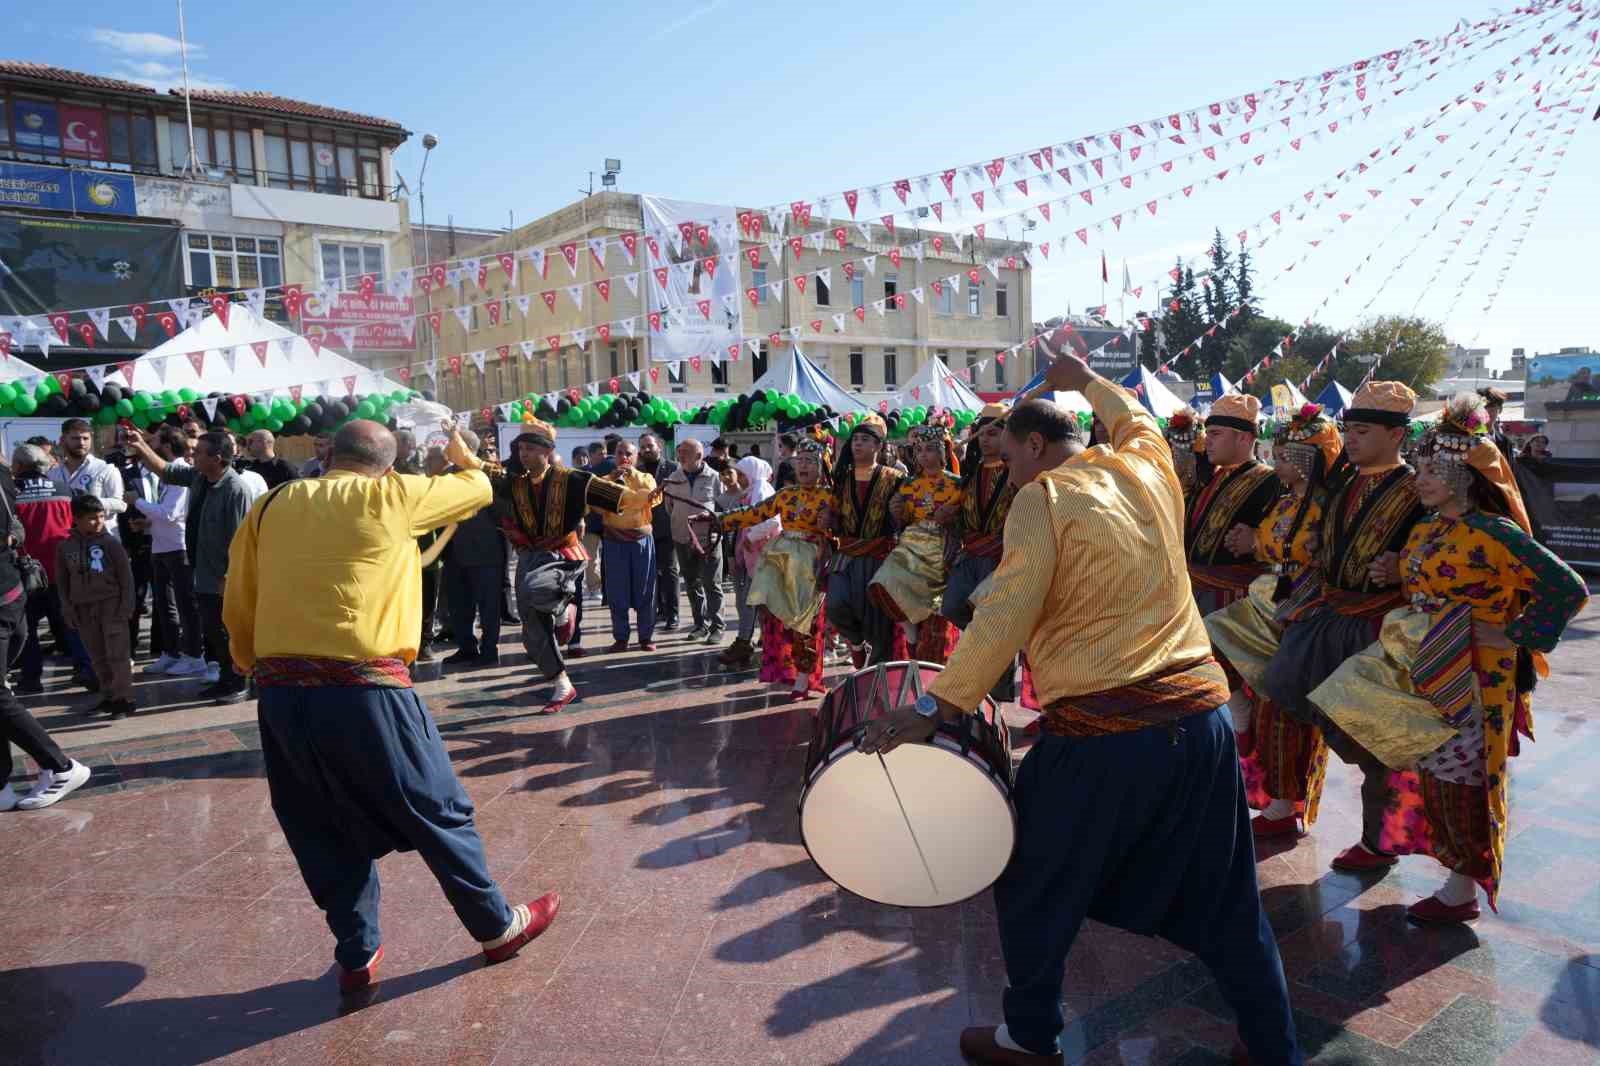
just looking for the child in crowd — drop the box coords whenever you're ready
[55,496,136,718]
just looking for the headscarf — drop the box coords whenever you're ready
[735,455,774,508]
[1417,392,1531,534]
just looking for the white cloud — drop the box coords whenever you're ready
[88,28,202,59]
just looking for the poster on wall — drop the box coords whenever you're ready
[640,195,742,364]
[0,215,180,319]
[1515,457,1600,568]
[300,292,416,350]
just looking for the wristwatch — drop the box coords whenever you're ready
[914,693,941,719]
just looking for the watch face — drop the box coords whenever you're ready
[915,694,938,717]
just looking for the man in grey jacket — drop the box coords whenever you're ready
[50,419,126,536]
[661,438,723,645]
[125,430,253,703]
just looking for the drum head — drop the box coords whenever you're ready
[801,741,1015,908]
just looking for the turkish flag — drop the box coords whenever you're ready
[208,293,231,328]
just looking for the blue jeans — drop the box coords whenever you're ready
[995,708,1300,1064]
[601,535,656,643]
[20,586,91,684]
[258,685,514,971]
[444,561,502,657]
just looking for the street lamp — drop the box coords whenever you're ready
[418,134,438,363]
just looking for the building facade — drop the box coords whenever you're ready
[423,191,1033,412]
[0,61,413,375]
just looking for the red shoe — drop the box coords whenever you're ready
[565,645,585,659]
[338,944,383,994]
[637,642,657,652]
[1251,812,1301,839]
[1407,895,1480,925]
[483,892,561,964]
[605,640,630,653]
[1331,843,1398,873]
[538,689,579,715]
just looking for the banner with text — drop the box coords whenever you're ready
[1516,456,1600,568]
[640,195,742,364]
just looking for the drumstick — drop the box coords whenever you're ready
[877,753,940,898]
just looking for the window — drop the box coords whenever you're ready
[851,276,864,309]
[264,132,291,189]
[608,344,621,378]
[753,264,768,304]
[319,241,385,286]
[711,359,728,387]
[628,342,640,373]
[185,233,283,289]
[996,283,1009,318]
[815,273,830,306]
[753,343,769,380]
[560,354,570,389]
[884,273,898,311]
[849,350,864,388]
[935,348,949,371]
[966,350,979,380]
[883,348,898,387]
[258,124,387,197]
[968,281,981,316]
[669,360,686,392]
[994,352,1006,388]
[935,282,954,314]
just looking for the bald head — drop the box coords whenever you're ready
[246,429,276,460]
[332,420,398,475]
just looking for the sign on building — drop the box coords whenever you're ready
[0,162,137,217]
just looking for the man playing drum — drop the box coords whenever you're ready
[861,343,1300,1066]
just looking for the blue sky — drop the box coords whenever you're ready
[16,0,1599,371]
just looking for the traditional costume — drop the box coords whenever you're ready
[599,460,660,651]
[1258,382,1427,854]
[1309,394,1587,921]
[719,455,775,668]
[717,440,833,696]
[1185,393,1284,614]
[927,376,1299,1065]
[224,454,557,984]
[1206,405,1344,832]
[1162,408,1207,502]
[870,423,962,663]
[825,414,905,666]
[493,422,641,713]
[942,403,1023,698]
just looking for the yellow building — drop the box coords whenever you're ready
[424,191,1032,411]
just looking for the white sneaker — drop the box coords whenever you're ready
[142,654,178,675]
[166,656,209,677]
[204,662,221,683]
[0,783,18,812]
[17,760,92,810]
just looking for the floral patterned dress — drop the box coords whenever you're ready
[721,485,834,690]
[1376,513,1587,906]
[878,471,963,663]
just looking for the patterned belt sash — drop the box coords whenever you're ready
[961,533,1003,560]
[835,536,894,560]
[255,656,413,689]
[1324,585,1406,619]
[1189,563,1266,594]
[1041,657,1230,738]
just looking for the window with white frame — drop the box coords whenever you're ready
[815,273,830,306]
[849,350,864,388]
[185,233,284,289]
[935,281,954,314]
[319,240,385,286]
[884,273,898,310]
[968,280,981,315]
[851,276,864,309]
[753,263,768,304]
[883,347,898,387]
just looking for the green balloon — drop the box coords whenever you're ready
[114,398,134,417]
[34,382,52,401]
[354,402,375,420]
[227,417,243,434]
[160,390,178,407]
[250,402,270,421]
[267,417,285,432]
[0,384,14,405]
[131,392,151,411]
[178,387,198,403]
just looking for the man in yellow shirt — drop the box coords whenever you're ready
[862,345,1299,1066]
[224,420,559,995]
[599,439,661,652]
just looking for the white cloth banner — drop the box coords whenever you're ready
[641,196,742,363]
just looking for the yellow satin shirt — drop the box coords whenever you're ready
[224,468,493,669]
[599,466,659,532]
[928,378,1214,711]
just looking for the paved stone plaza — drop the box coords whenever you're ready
[2,591,1597,1065]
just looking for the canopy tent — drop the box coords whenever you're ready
[1120,365,1191,418]
[901,356,984,413]
[133,307,400,399]
[1316,379,1354,416]
[1009,363,1092,413]
[748,344,868,413]
[1210,371,1235,398]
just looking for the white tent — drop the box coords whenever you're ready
[133,307,400,398]
[902,356,984,413]
[748,345,868,413]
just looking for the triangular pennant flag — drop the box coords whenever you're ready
[87,307,111,340]
[452,306,472,331]
[335,327,357,350]
[622,272,639,297]
[115,315,138,341]
[572,327,589,349]
[85,364,107,390]
[251,340,271,366]
[565,285,584,309]
[587,237,608,269]
[219,346,238,373]
[201,397,219,422]
[469,350,486,374]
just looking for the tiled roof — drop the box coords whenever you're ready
[171,89,405,132]
[0,60,157,94]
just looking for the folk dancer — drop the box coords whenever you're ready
[225,421,558,992]
[1308,394,1587,923]
[872,422,963,663]
[1206,404,1344,834]
[494,422,647,714]
[1184,392,1284,617]
[861,346,1299,1066]
[717,455,776,670]
[824,414,905,667]
[1257,382,1428,857]
[599,440,662,653]
[699,439,833,699]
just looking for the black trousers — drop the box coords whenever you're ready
[655,537,680,624]
[0,597,71,783]
[445,561,502,656]
[421,564,441,647]
[197,591,241,688]
[151,550,203,659]
[128,550,154,656]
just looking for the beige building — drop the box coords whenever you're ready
[423,191,1032,412]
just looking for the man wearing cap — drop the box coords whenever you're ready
[493,420,652,714]
[1184,393,1284,615]
[825,413,906,667]
[1256,382,1427,853]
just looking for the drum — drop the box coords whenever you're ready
[799,661,1015,907]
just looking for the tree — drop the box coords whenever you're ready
[1222,315,1295,384]
[1233,239,1257,321]
[1329,315,1450,394]
[1160,259,1208,380]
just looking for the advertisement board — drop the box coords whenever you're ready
[0,215,180,319]
[300,292,416,350]
[0,162,137,217]
[1516,457,1600,568]
[640,195,742,364]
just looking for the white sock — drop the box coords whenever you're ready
[792,674,809,693]
[551,673,573,700]
[1263,798,1296,820]
[481,903,531,948]
[1436,871,1478,906]
[1226,690,1253,734]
